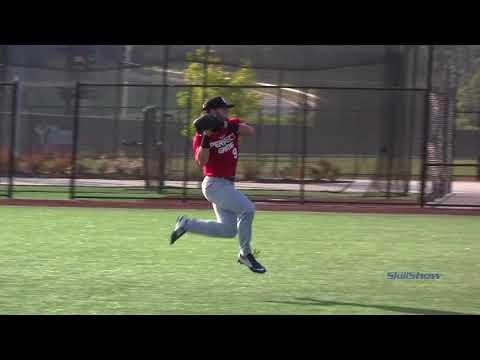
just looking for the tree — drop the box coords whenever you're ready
[457,68,480,130]
[177,48,261,135]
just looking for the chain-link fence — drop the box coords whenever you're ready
[422,45,480,207]
[2,45,480,205]
[67,83,427,203]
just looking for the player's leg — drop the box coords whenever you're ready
[170,177,238,244]
[202,179,256,257]
[185,204,238,238]
[231,190,255,257]
[171,177,266,272]
[203,181,265,273]
[223,190,266,273]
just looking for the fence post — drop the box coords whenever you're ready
[273,71,283,179]
[7,81,19,199]
[477,115,480,181]
[69,81,81,200]
[420,45,435,207]
[197,46,211,191]
[201,45,210,103]
[183,86,193,201]
[157,47,170,192]
[300,90,308,204]
[386,91,396,199]
[142,105,154,189]
[405,46,419,195]
[255,108,263,181]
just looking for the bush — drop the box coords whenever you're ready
[52,156,72,175]
[310,159,341,181]
[279,164,301,179]
[240,162,258,181]
[96,158,109,175]
[189,164,203,181]
[132,166,143,177]
[111,157,143,176]
[30,154,49,174]
[0,147,9,173]
[40,158,57,174]
[10,153,71,176]
[77,158,99,175]
[15,156,32,174]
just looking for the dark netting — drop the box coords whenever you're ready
[137,84,425,203]
[175,45,430,89]
[425,45,480,206]
[159,45,428,203]
[73,85,168,199]
[1,46,430,97]
[15,83,73,185]
[8,44,480,203]
[2,46,125,197]
[304,89,424,203]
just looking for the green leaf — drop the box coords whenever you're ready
[177,47,261,135]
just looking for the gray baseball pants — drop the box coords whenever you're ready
[184,176,255,256]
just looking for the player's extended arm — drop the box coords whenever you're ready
[195,132,211,167]
[238,123,255,137]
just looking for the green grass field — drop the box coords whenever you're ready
[0,206,478,314]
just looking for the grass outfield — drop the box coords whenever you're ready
[0,206,479,314]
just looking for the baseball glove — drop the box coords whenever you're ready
[193,114,225,134]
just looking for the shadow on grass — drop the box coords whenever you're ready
[265,298,469,315]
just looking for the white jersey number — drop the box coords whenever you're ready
[232,147,238,159]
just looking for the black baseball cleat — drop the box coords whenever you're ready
[238,252,267,274]
[170,215,188,245]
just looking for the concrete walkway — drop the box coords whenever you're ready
[2,177,479,195]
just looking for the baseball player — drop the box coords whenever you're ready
[170,96,266,274]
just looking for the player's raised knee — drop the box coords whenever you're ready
[223,225,238,238]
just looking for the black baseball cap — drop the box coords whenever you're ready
[202,96,235,111]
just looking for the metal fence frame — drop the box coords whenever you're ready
[3,80,477,207]
[68,82,430,205]
[3,45,480,207]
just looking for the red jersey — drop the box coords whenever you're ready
[192,118,241,178]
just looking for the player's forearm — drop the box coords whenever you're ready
[196,147,210,167]
[194,131,212,167]
[238,123,255,136]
